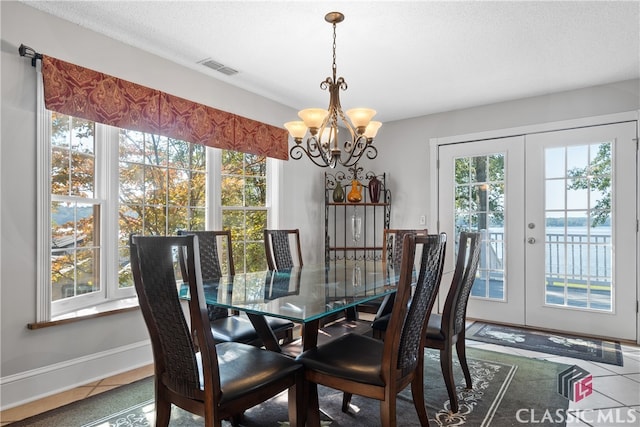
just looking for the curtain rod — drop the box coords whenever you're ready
[18,44,42,67]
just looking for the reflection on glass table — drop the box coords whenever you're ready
[180,260,398,353]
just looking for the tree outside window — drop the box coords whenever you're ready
[221,151,268,273]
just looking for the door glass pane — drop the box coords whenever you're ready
[454,153,506,300]
[544,142,612,311]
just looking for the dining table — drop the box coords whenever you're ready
[183,260,399,353]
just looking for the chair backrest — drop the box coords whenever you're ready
[383,228,429,270]
[374,228,429,318]
[441,231,481,336]
[178,230,235,279]
[178,230,235,320]
[130,234,219,401]
[383,233,447,378]
[264,229,303,270]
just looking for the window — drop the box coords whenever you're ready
[42,112,206,319]
[117,130,207,287]
[50,114,102,303]
[221,151,269,273]
[40,111,277,321]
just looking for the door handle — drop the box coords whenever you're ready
[527,237,536,244]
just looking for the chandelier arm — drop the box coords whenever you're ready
[290,144,331,168]
[340,134,368,164]
[290,134,337,167]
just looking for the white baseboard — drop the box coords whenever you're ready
[0,340,152,411]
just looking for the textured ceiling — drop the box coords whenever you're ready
[20,1,640,123]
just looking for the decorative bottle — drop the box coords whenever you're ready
[368,175,381,203]
[332,181,345,202]
[347,180,363,203]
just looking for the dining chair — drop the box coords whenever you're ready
[264,229,303,270]
[424,231,481,413]
[297,233,447,427]
[129,234,304,427]
[370,231,481,413]
[359,228,429,319]
[178,230,294,346]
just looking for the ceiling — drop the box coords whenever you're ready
[21,1,640,123]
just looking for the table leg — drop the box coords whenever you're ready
[246,313,282,353]
[301,319,320,352]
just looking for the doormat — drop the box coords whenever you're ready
[466,322,623,366]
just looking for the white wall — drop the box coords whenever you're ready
[0,1,309,409]
[1,0,638,410]
[368,79,639,231]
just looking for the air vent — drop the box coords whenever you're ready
[198,58,238,76]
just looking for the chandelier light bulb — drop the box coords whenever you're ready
[346,108,376,133]
[298,108,329,131]
[364,121,383,139]
[284,121,308,141]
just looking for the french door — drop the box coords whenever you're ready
[437,121,638,340]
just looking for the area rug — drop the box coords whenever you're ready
[466,322,623,366]
[7,348,571,427]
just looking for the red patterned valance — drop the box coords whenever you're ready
[41,55,288,160]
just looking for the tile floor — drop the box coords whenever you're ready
[1,337,638,426]
[0,364,154,426]
[466,339,640,426]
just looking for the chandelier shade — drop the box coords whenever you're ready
[285,12,381,168]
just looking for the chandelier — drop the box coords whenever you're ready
[285,12,382,168]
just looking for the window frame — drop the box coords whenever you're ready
[36,78,280,321]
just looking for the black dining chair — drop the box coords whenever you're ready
[264,229,303,270]
[360,228,429,323]
[178,230,294,346]
[371,231,481,414]
[129,234,304,427]
[424,231,481,413]
[297,233,447,427]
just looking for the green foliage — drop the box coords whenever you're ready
[567,143,611,227]
[454,154,505,232]
[221,151,268,273]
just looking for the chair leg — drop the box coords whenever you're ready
[440,347,459,413]
[379,394,397,427]
[411,361,431,426]
[155,388,172,427]
[342,392,353,413]
[230,414,242,426]
[285,327,294,344]
[288,371,305,427]
[372,329,385,340]
[306,382,321,427]
[456,338,472,389]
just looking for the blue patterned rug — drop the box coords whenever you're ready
[466,322,623,366]
[10,348,571,427]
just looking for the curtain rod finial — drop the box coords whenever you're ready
[18,44,42,67]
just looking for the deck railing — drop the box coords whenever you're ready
[481,230,612,286]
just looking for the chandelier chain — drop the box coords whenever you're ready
[332,22,337,80]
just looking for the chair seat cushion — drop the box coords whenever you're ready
[213,342,303,404]
[425,313,445,341]
[211,316,260,343]
[296,333,385,387]
[211,315,294,343]
[371,313,390,332]
[266,316,295,332]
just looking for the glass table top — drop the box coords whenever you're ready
[182,260,398,323]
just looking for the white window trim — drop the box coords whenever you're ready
[36,62,51,322]
[37,87,281,321]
